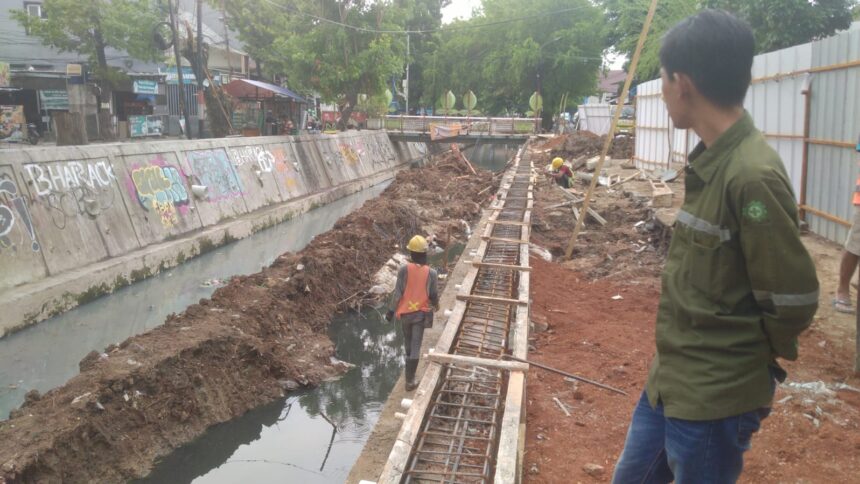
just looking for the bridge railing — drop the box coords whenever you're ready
[369,115,537,135]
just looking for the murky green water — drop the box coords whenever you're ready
[136,310,403,483]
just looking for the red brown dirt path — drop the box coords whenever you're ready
[524,226,860,482]
[524,134,859,483]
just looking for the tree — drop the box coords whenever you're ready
[12,0,164,94]
[600,0,857,81]
[704,0,856,53]
[222,0,406,129]
[422,0,605,123]
[598,0,699,81]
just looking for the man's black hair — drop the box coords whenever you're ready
[659,9,755,107]
[410,250,428,265]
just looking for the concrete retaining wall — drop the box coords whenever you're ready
[0,131,426,336]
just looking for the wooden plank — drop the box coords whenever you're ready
[425,352,530,372]
[487,220,530,227]
[480,236,530,244]
[471,261,531,271]
[456,294,528,306]
[495,371,525,484]
[586,207,607,226]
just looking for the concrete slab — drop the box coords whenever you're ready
[0,164,48,290]
[115,151,205,246]
[181,147,250,227]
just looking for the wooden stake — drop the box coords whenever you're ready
[564,0,661,260]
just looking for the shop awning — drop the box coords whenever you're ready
[224,79,308,103]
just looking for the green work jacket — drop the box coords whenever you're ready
[646,112,819,420]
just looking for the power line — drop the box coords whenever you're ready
[257,0,597,35]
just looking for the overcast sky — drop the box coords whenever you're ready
[442,0,481,23]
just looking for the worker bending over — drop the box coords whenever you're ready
[550,157,573,188]
[386,235,439,391]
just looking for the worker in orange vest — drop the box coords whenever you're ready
[834,133,860,313]
[386,235,439,391]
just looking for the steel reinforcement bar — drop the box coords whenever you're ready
[378,143,534,484]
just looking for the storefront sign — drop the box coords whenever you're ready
[163,66,196,85]
[0,62,9,87]
[39,90,69,110]
[66,64,82,76]
[0,105,25,142]
[129,115,164,137]
[133,79,159,95]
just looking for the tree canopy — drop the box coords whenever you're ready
[12,0,164,83]
[221,0,408,128]
[422,0,606,119]
[600,0,858,81]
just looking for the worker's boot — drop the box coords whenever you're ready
[404,359,419,391]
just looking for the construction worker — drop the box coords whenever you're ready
[833,133,860,313]
[386,235,439,391]
[612,10,818,483]
[550,157,573,188]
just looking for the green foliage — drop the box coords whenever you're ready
[704,0,856,53]
[423,0,605,116]
[221,0,407,126]
[11,0,163,76]
[600,0,857,81]
[598,0,699,81]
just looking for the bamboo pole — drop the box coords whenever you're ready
[564,0,660,260]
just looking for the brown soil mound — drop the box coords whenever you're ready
[0,158,498,483]
[530,174,666,282]
[534,131,635,166]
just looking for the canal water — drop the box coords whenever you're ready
[0,182,390,418]
[0,141,522,482]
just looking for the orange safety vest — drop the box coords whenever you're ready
[854,175,860,206]
[396,263,432,318]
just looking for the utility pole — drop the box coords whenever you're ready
[168,0,192,140]
[197,0,205,138]
[221,0,233,80]
[405,33,410,115]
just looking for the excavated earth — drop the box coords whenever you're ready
[0,156,497,483]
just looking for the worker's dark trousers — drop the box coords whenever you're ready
[399,311,434,383]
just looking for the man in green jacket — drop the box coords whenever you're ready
[612,10,819,483]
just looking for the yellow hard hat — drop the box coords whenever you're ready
[551,157,564,170]
[406,235,428,253]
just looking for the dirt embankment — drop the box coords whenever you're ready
[0,156,497,483]
[539,131,634,161]
[523,136,860,483]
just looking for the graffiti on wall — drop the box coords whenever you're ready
[23,160,117,228]
[0,176,40,252]
[127,157,190,228]
[230,146,276,173]
[270,146,300,190]
[186,150,243,201]
[338,143,360,165]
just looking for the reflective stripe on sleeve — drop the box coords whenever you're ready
[676,210,732,242]
[753,289,819,307]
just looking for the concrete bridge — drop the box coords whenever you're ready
[374,115,536,143]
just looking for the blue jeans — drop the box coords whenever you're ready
[612,391,770,484]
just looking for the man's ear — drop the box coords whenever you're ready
[674,72,696,99]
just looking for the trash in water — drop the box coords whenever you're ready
[200,278,226,287]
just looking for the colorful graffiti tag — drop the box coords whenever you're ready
[0,176,40,252]
[127,157,190,228]
[186,150,243,201]
[270,146,300,190]
[338,143,360,165]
